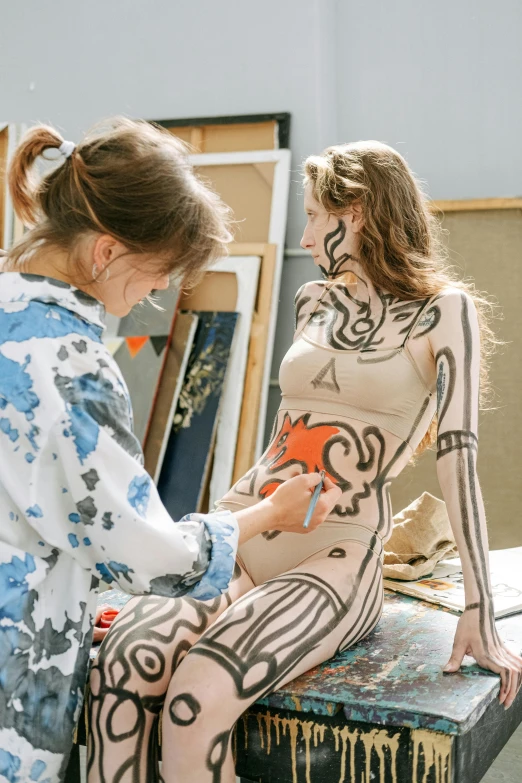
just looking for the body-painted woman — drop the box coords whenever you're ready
[89,141,522,783]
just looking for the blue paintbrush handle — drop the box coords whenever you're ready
[303,471,325,529]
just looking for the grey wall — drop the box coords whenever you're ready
[2,0,521,445]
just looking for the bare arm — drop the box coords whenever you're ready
[430,290,521,707]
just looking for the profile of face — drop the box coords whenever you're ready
[89,235,171,317]
[300,183,364,279]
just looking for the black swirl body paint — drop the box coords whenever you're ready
[88,592,230,781]
[206,729,232,782]
[413,304,441,339]
[295,283,430,354]
[184,567,382,703]
[88,275,511,777]
[169,693,202,726]
[435,294,497,659]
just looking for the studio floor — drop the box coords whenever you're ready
[481,720,522,782]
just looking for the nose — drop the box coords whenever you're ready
[300,226,314,251]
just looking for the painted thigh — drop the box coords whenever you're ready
[87,562,254,783]
[161,542,384,782]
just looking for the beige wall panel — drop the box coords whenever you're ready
[166,121,276,153]
[202,122,276,152]
[390,207,522,549]
[166,127,193,145]
[195,163,274,242]
[179,271,238,311]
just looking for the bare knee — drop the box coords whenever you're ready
[163,651,237,740]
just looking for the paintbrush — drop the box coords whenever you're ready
[303,470,325,529]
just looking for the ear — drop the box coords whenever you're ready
[92,234,124,271]
[346,202,365,234]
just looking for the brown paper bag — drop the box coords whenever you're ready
[383,492,457,580]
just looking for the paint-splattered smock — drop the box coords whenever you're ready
[0,273,239,782]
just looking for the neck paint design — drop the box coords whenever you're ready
[298,284,432,356]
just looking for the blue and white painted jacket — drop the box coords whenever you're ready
[0,272,239,781]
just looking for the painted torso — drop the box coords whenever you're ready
[220,278,439,544]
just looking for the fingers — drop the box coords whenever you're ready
[94,603,109,624]
[499,655,522,708]
[277,473,341,534]
[315,487,342,520]
[318,475,342,504]
[498,662,513,707]
[482,652,521,709]
[288,472,323,491]
[444,622,522,709]
[321,475,336,491]
[304,488,342,533]
[93,626,109,644]
[321,475,342,500]
[443,639,468,673]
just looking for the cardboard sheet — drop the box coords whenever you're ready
[390,205,522,549]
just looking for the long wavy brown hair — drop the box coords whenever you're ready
[304,140,499,456]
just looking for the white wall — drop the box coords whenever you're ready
[1,0,521,443]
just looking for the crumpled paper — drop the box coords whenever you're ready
[383,491,457,580]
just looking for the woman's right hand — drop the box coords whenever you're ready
[267,473,341,534]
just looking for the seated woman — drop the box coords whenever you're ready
[88,141,521,783]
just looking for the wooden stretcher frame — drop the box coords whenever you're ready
[227,243,278,483]
[208,256,261,506]
[144,312,199,483]
[188,150,291,461]
[430,197,522,212]
[0,123,19,250]
[153,112,291,151]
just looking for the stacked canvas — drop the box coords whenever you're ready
[158,311,238,518]
[143,312,199,482]
[102,253,269,520]
[104,116,292,519]
[0,123,21,249]
[148,255,261,516]
[103,287,180,445]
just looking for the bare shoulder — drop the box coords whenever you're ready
[293,280,327,334]
[294,279,328,306]
[425,288,479,345]
[434,288,477,319]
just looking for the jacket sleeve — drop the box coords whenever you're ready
[27,356,239,601]
[429,290,496,621]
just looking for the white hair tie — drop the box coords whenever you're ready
[59,140,76,159]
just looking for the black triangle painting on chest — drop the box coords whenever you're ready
[311,357,340,393]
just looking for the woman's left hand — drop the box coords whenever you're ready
[443,609,522,708]
[93,604,110,644]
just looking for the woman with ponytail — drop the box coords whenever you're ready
[0,119,339,780]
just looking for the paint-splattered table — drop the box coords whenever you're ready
[71,589,522,783]
[234,591,522,783]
